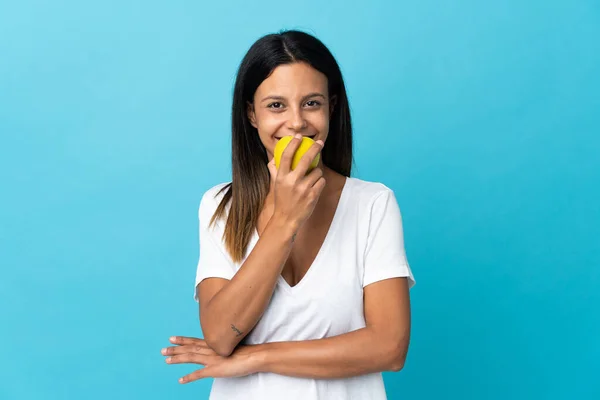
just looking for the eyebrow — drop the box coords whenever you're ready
[260,92,326,103]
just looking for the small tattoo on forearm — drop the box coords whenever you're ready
[291,233,297,242]
[231,324,243,337]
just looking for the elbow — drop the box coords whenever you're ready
[388,355,406,372]
[203,331,235,357]
[213,345,235,358]
[384,338,409,372]
[200,314,237,357]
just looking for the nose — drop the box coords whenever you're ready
[288,108,307,132]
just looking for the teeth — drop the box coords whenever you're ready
[274,135,315,140]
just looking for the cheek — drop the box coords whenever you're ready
[255,111,282,135]
[254,112,282,154]
[310,112,330,135]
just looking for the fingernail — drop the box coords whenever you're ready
[161,348,167,355]
[179,377,185,384]
[316,140,324,146]
[170,336,176,342]
[294,133,302,139]
[166,357,172,363]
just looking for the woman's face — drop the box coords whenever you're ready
[248,62,333,159]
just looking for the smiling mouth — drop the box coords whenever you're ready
[276,135,316,141]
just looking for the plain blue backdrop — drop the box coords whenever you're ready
[1,0,599,399]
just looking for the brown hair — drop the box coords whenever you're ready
[210,30,353,263]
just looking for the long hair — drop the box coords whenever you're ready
[210,29,353,263]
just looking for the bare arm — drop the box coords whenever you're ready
[198,135,325,357]
[197,217,295,357]
[250,277,411,378]
[164,277,411,382]
[164,179,413,381]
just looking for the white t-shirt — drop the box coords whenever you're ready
[194,176,416,400]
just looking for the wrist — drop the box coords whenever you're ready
[247,344,270,374]
[266,213,299,240]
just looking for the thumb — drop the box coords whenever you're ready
[267,158,277,181]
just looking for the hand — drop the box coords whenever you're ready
[267,133,326,232]
[162,336,261,384]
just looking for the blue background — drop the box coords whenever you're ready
[1,1,598,399]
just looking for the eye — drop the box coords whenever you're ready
[267,102,284,109]
[305,100,321,107]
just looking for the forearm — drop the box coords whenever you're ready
[251,327,409,379]
[201,217,296,355]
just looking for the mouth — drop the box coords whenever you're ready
[275,134,317,141]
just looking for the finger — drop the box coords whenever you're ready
[278,134,303,175]
[300,166,323,189]
[267,158,277,181]
[312,176,327,196]
[161,344,215,356]
[179,367,212,384]
[166,353,214,365]
[169,336,206,346]
[292,140,323,177]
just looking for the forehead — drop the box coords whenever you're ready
[255,62,328,98]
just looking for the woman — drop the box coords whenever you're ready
[162,29,416,399]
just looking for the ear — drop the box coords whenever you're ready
[329,95,337,117]
[247,102,257,128]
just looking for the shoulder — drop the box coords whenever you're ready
[346,176,396,206]
[344,177,403,227]
[198,181,231,220]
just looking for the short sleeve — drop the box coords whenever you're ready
[363,188,416,289]
[193,190,236,302]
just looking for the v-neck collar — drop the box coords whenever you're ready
[249,177,352,294]
[274,176,351,294]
